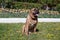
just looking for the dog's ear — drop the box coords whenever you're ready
[29,9,35,18]
[29,9,32,14]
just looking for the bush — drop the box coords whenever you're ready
[56,4,60,12]
[14,2,42,9]
[5,2,15,9]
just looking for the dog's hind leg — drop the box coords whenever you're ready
[25,25,29,36]
[34,24,37,32]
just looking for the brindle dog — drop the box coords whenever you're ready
[22,8,39,36]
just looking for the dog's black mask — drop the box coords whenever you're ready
[31,8,39,17]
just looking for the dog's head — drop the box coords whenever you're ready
[30,8,39,17]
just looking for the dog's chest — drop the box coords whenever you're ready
[30,23,34,27]
[30,20,37,27]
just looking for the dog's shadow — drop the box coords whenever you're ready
[36,29,39,32]
[29,29,39,32]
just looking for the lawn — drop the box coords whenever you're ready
[0,23,60,40]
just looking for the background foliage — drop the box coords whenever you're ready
[0,0,60,11]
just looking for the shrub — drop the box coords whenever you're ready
[14,2,42,9]
[56,4,60,12]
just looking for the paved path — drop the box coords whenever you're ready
[0,18,60,23]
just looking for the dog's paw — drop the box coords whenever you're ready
[29,32,31,34]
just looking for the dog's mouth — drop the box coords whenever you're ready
[33,11,39,17]
[36,14,39,16]
[33,13,39,17]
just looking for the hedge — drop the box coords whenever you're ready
[13,2,42,9]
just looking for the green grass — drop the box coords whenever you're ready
[0,23,60,40]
